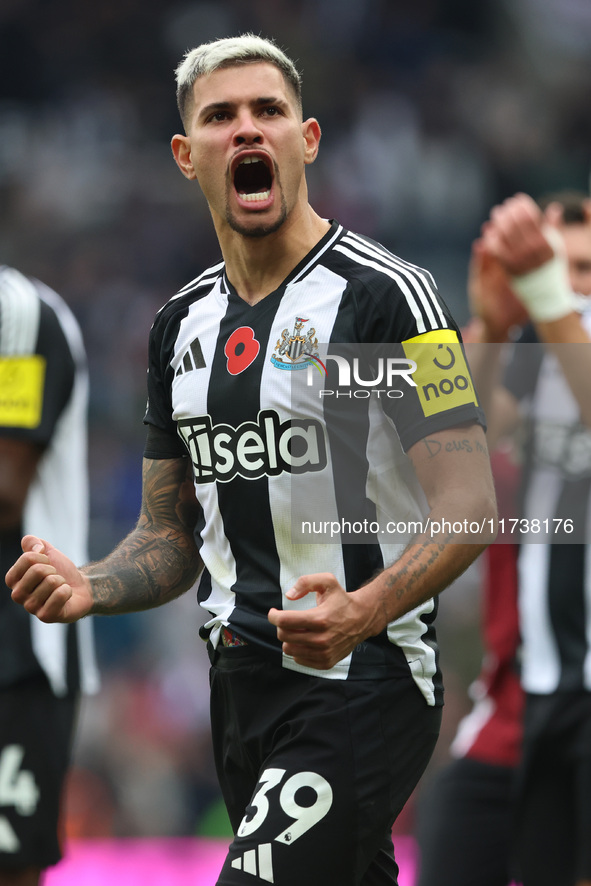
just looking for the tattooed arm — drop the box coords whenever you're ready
[6,457,203,623]
[268,423,497,670]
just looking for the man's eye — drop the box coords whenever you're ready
[263,107,280,116]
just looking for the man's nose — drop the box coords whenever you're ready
[233,111,263,145]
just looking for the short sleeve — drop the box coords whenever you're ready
[349,273,486,451]
[143,301,188,459]
[0,268,74,446]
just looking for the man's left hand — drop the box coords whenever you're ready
[268,573,376,670]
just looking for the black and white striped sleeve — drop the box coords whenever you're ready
[0,266,74,446]
[335,231,454,339]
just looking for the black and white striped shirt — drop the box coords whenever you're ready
[144,222,484,704]
[505,307,591,694]
[0,266,99,697]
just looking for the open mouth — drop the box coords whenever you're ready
[233,155,273,203]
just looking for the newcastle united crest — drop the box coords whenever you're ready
[271,317,320,371]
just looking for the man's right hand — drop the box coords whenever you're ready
[6,535,93,623]
[467,238,529,342]
[481,192,556,276]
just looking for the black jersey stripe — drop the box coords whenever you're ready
[548,478,591,689]
[290,222,344,285]
[207,291,284,649]
[65,622,80,695]
[325,292,381,563]
[340,233,447,331]
[548,544,588,690]
[333,243,430,333]
[325,293,418,680]
[343,232,443,317]
[346,232,438,291]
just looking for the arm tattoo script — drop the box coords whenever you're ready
[384,537,450,602]
[421,436,487,457]
[84,458,203,615]
[369,532,455,628]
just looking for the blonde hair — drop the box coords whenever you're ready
[175,34,302,126]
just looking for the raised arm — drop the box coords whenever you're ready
[462,238,524,448]
[482,192,591,427]
[7,456,203,623]
[268,422,497,670]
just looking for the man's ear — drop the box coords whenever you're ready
[302,118,321,166]
[171,134,197,180]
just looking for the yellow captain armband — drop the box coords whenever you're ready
[0,356,46,428]
[402,330,479,418]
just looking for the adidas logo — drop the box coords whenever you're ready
[231,842,274,882]
[175,338,205,376]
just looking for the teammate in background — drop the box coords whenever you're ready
[6,36,496,886]
[480,191,591,886]
[0,266,99,886]
[415,220,527,886]
[416,190,591,886]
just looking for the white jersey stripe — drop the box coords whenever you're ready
[344,230,432,279]
[519,542,560,693]
[386,600,438,705]
[342,232,447,329]
[264,267,352,679]
[175,261,225,296]
[31,283,99,696]
[152,264,225,324]
[0,267,41,354]
[172,282,240,648]
[334,243,427,333]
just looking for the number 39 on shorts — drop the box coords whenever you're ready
[237,768,333,845]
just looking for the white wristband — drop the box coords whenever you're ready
[510,232,576,323]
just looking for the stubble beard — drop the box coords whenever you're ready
[225,168,288,238]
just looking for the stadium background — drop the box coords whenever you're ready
[1,0,590,876]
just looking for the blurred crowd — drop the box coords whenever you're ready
[1,0,591,843]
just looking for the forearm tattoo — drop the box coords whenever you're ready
[83,458,203,615]
[369,532,460,629]
[384,538,449,602]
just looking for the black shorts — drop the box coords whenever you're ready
[515,690,591,886]
[414,756,518,886]
[208,643,441,886]
[0,676,78,870]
